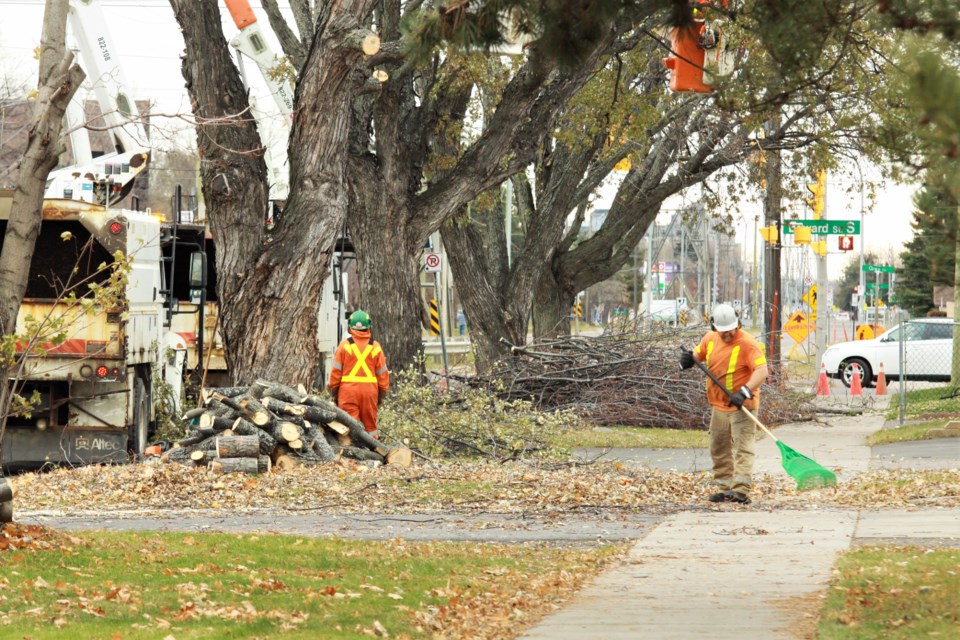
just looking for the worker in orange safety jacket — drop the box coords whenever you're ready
[328,310,390,437]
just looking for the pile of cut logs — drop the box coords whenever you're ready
[164,380,412,473]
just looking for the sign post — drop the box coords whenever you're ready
[424,253,448,384]
[862,265,894,326]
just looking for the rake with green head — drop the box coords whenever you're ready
[684,348,837,490]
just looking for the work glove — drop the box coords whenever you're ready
[378,389,387,405]
[329,387,339,406]
[728,385,752,409]
[679,349,696,370]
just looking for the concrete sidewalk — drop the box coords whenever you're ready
[523,410,960,640]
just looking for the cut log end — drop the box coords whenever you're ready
[362,33,381,56]
[385,446,413,468]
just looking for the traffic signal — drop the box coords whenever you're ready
[806,170,826,219]
[838,235,854,251]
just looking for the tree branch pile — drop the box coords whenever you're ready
[165,380,411,471]
[466,329,809,429]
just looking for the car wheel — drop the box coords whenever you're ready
[841,358,872,389]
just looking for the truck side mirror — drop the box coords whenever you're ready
[189,251,207,288]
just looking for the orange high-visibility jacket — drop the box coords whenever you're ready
[694,330,766,412]
[328,329,389,432]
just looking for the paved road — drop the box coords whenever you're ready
[24,510,659,544]
[577,437,959,473]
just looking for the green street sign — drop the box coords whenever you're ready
[866,282,890,289]
[862,264,895,273]
[782,220,860,235]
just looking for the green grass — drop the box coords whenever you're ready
[549,426,709,449]
[867,421,949,446]
[817,546,960,639]
[0,531,620,639]
[885,386,960,421]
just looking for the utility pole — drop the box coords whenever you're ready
[809,169,828,367]
[762,112,783,366]
[752,214,759,328]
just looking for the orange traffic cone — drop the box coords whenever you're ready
[816,363,830,396]
[849,365,863,396]
[876,362,887,396]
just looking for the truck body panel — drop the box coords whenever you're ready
[2,194,165,468]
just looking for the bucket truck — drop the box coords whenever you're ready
[45,0,150,206]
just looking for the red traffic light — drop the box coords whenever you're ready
[838,235,854,251]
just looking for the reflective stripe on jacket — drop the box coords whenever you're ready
[694,330,766,412]
[328,330,389,393]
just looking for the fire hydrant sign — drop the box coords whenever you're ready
[424,253,442,272]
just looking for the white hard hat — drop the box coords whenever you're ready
[712,303,739,332]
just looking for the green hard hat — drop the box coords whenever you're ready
[349,310,371,330]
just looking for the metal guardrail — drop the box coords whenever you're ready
[423,339,471,356]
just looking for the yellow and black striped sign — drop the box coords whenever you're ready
[572,301,583,318]
[429,299,440,335]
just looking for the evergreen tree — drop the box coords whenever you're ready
[897,186,957,316]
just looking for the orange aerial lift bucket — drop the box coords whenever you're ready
[663,23,713,93]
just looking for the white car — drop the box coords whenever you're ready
[820,318,956,388]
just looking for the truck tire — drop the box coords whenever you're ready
[0,500,12,524]
[129,377,150,460]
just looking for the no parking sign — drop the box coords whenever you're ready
[424,253,442,272]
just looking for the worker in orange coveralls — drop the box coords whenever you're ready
[328,310,390,437]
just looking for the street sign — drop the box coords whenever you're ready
[783,311,812,342]
[676,297,687,307]
[862,264,895,273]
[424,253,442,272]
[866,282,890,290]
[802,285,817,310]
[782,220,860,235]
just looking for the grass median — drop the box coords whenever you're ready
[817,546,960,639]
[0,526,623,639]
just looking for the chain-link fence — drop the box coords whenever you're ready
[896,319,960,424]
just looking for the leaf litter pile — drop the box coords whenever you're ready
[12,460,960,516]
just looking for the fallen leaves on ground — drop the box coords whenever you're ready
[0,522,79,552]
[9,459,959,517]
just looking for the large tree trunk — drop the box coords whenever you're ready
[532,267,576,340]
[347,158,425,374]
[441,211,518,374]
[171,0,376,387]
[0,0,83,439]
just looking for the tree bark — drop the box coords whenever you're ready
[0,0,83,442]
[170,0,377,387]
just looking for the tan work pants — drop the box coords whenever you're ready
[709,407,756,495]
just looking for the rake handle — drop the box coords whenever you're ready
[682,347,779,443]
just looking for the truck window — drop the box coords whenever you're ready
[925,323,955,340]
[0,220,113,299]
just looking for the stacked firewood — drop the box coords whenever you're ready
[165,380,412,472]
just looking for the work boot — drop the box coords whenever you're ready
[708,491,729,503]
[724,490,751,504]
